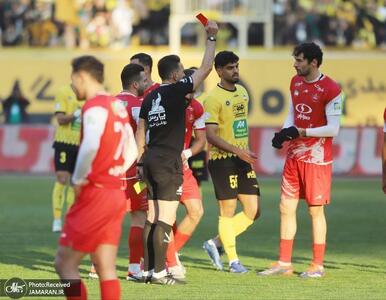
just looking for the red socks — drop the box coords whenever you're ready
[279,239,294,263]
[174,230,191,252]
[100,279,120,300]
[166,237,177,267]
[313,243,326,265]
[129,226,143,264]
[65,280,87,300]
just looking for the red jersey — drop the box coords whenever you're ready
[81,94,132,189]
[287,74,341,164]
[141,82,160,100]
[116,91,142,178]
[116,91,142,133]
[184,98,205,149]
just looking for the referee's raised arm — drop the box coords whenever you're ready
[191,20,218,91]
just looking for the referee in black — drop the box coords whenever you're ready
[136,20,218,285]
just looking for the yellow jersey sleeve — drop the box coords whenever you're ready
[203,94,221,124]
[54,87,68,114]
[53,85,83,146]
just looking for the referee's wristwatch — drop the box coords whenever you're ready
[207,36,216,42]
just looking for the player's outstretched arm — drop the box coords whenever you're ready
[191,20,218,91]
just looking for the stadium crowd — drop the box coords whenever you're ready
[1,0,386,48]
[0,0,170,47]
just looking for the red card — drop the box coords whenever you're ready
[196,13,208,26]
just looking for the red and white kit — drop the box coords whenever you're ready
[181,98,205,202]
[117,91,148,212]
[281,75,342,205]
[60,93,137,252]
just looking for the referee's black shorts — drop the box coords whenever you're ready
[53,141,79,173]
[208,156,260,200]
[143,149,183,201]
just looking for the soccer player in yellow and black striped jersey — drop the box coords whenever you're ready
[51,84,83,232]
[202,51,261,273]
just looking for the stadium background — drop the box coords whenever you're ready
[0,0,384,176]
[0,1,385,299]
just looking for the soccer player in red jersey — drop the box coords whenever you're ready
[117,64,149,280]
[54,55,137,300]
[88,63,149,281]
[382,107,386,194]
[166,69,206,279]
[130,53,160,97]
[259,42,343,278]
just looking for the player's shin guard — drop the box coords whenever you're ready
[52,182,66,219]
[143,221,156,272]
[232,212,253,237]
[129,226,144,264]
[66,186,75,210]
[153,221,172,274]
[279,239,294,263]
[100,279,120,300]
[312,243,326,266]
[64,280,87,300]
[219,216,238,262]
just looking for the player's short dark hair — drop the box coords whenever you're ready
[184,68,195,77]
[121,63,144,89]
[71,55,104,83]
[158,55,181,81]
[214,51,239,69]
[130,53,153,71]
[293,42,323,67]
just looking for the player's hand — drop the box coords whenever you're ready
[235,148,257,165]
[136,165,144,181]
[73,179,88,200]
[205,20,218,37]
[272,126,300,149]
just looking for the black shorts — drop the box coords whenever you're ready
[208,156,260,200]
[143,149,183,201]
[53,142,79,173]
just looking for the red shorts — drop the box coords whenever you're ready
[281,158,332,205]
[126,179,148,212]
[181,167,201,203]
[59,184,126,253]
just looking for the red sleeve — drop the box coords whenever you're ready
[325,79,341,105]
[192,99,204,120]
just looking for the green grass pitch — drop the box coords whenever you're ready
[0,175,385,299]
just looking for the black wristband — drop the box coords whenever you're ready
[137,162,143,166]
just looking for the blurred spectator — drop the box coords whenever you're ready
[0,0,386,49]
[2,80,30,124]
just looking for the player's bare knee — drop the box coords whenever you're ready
[254,208,261,220]
[308,206,324,218]
[188,206,204,224]
[57,172,70,185]
[280,202,296,217]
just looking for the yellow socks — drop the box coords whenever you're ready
[219,216,238,262]
[52,182,65,219]
[232,212,253,236]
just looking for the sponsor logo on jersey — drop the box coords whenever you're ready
[295,103,312,120]
[148,93,167,128]
[233,103,245,118]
